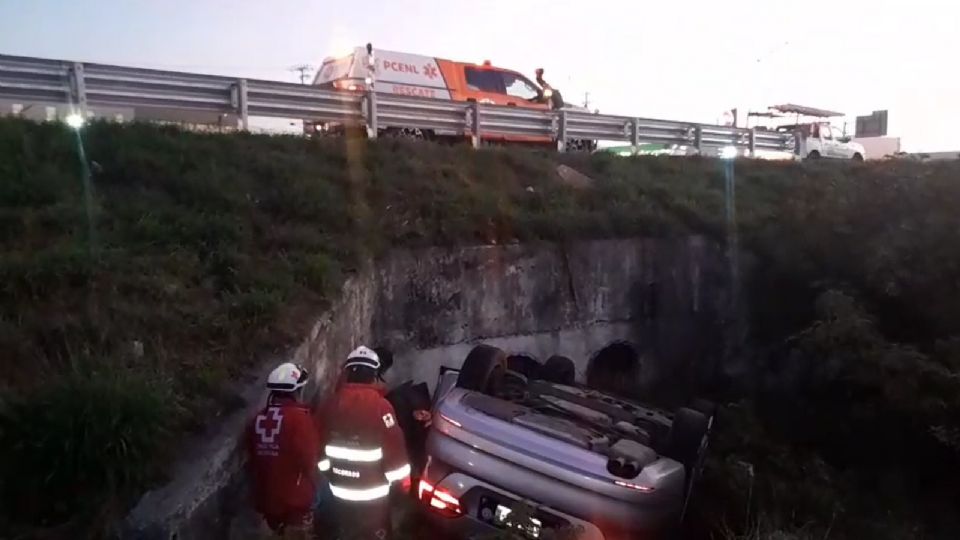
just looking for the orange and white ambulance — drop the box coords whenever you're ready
[311,44,578,144]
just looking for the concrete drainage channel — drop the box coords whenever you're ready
[122,237,729,539]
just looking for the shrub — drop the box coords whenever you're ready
[0,371,174,534]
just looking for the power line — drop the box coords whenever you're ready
[289,64,314,85]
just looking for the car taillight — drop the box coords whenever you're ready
[419,479,462,517]
[418,479,434,500]
[332,79,365,92]
[614,479,655,492]
[418,479,432,500]
[439,413,462,428]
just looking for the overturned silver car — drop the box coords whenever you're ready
[417,345,714,539]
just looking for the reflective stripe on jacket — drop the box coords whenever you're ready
[315,383,410,502]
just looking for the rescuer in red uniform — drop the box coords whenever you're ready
[247,362,322,539]
[315,346,410,540]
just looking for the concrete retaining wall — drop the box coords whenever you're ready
[122,271,376,540]
[376,238,728,400]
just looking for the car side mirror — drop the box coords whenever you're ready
[839,136,851,143]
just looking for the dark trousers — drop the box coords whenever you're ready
[334,498,392,540]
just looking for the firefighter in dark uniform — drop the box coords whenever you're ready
[315,346,410,540]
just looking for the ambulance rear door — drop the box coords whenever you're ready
[314,47,367,90]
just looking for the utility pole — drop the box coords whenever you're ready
[583,91,590,109]
[290,64,314,85]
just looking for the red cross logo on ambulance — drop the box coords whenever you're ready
[423,64,439,80]
[255,407,284,444]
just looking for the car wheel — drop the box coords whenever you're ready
[852,152,864,161]
[542,355,576,385]
[665,408,710,469]
[456,345,507,394]
[668,408,711,526]
[807,150,821,159]
[689,399,717,429]
[382,127,431,140]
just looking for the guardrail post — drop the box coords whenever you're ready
[233,79,249,131]
[557,110,568,153]
[694,126,703,155]
[748,128,756,157]
[68,62,88,117]
[365,91,378,139]
[632,118,640,147]
[470,101,481,148]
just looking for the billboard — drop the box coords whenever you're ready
[856,110,888,137]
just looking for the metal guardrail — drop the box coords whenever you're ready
[0,53,796,154]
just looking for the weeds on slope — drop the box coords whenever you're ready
[0,372,174,536]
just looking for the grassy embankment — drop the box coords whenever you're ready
[1,118,958,539]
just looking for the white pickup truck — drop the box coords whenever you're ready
[795,122,866,160]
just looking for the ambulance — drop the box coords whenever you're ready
[311,44,587,146]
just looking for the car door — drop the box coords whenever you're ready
[833,130,855,158]
[433,366,460,407]
[459,66,551,142]
[820,124,837,157]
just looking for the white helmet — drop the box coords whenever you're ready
[344,346,380,371]
[266,362,309,392]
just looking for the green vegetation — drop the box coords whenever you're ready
[564,152,960,539]
[0,118,958,538]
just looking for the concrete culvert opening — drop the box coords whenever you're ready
[586,341,642,398]
[542,355,576,385]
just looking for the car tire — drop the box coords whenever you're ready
[807,150,821,159]
[542,355,576,385]
[665,407,710,468]
[689,398,717,420]
[382,127,431,140]
[672,407,712,528]
[689,398,717,442]
[852,153,864,161]
[456,345,507,394]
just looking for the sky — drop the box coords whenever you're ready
[1,0,957,151]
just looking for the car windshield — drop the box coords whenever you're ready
[503,73,539,100]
